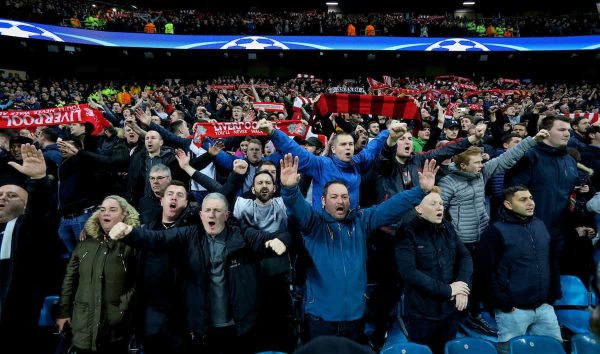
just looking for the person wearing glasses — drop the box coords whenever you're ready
[138,164,172,225]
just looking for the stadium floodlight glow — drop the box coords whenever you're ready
[131,5,137,9]
[91,4,96,7]
[325,2,339,5]
[463,1,475,5]
[112,8,117,12]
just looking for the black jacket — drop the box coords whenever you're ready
[125,147,185,206]
[134,217,193,340]
[125,222,291,336]
[0,178,50,331]
[375,137,472,204]
[395,210,472,320]
[479,207,561,312]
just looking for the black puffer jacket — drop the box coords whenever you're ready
[395,210,473,320]
[479,207,561,312]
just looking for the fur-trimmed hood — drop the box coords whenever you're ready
[84,196,140,239]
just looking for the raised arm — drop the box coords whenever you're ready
[353,128,390,173]
[481,130,547,182]
[279,153,322,233]
[109,222,195,250]
[259,119,321,174]
[361,159,437,233]
[149,121,192,152]
[9,144,50,221]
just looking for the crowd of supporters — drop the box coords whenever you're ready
[3,0,600,36]
[0,72,599,354]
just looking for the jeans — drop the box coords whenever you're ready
[404,310,459,354]
[494,303,562,353]
[58,213,92,253]
[305,314,365,344]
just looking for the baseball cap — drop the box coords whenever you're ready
[444,119,460,129]
[305,137,324,150]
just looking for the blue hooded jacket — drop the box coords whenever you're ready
[281,184,424,321]
[271,129,389,209]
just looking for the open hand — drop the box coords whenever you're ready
[279,153,301,188]
[418,159,439,193]
[8,144,46,179]
[175,149,191,169]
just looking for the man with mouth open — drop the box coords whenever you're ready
[109,192,291,354]
[259,118,402,210]
[135,180,191,354]
[395,186,473,354]
[278,152,438,343]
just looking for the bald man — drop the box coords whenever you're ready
[0,144,50,350]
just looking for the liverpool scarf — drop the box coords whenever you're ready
[0,104,111,135]
[192,120,308,147]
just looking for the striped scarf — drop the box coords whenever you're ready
[316,93,420,119]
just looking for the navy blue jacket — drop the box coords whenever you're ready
[395,211,473,320]
[505,143,579,239]
[479,208,561,312]
[567,131,588,152]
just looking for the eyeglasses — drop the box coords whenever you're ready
[150,176,168,182]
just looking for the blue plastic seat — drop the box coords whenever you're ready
[507,335,565,354]
[555,309,591,334]
[381,342,433,354]
[555,276,590,307]
[38,295,59,327]
[571,334,600,354]
[444,338,496,354]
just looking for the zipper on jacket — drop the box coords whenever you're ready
[120,252,127,273]
[80,251,88,263]
[526,226,541,296]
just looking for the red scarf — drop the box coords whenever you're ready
[316,93,420,120]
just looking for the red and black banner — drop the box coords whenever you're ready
[316,93,420,120]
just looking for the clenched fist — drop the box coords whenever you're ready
[265,239,287,255]
[109,222,133,240]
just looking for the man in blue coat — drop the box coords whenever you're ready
[259,118,406,209]
[278,153,438,343]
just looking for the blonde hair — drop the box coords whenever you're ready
[84,195,140,238]
[429,186,441,194]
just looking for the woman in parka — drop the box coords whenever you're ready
[56,195,139,353]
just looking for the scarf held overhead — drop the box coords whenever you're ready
[0,104,111,135]
[316,93,420,120]
[192,120,307,147]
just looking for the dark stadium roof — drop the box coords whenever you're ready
[106,0,598,13]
